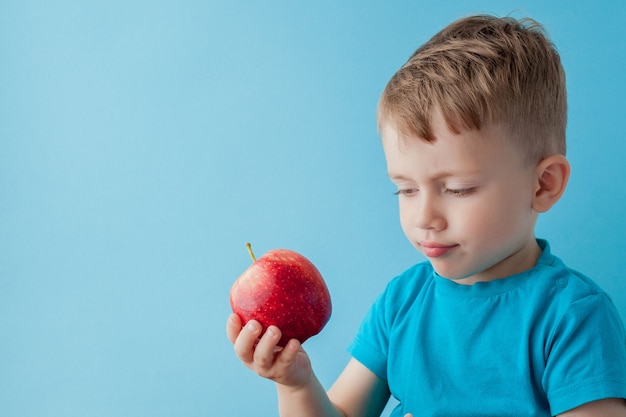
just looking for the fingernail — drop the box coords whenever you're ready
[267,327,281,341]
[247,322,258,332]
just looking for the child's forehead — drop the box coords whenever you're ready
[381,110,509,150]
[381,115,527,173]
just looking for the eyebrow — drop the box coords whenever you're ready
[388,173,411,181]
[388,171,483,181]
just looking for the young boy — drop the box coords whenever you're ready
[226,15,626,416]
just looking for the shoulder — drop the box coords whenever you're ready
[531,242,610,309]
[543,260,624,334]
[529,249,625,344]
[366,261,438,329]
[537,260,623,340]
[348,261,436,378]
[541,267,626,413]
[382,261,435,302]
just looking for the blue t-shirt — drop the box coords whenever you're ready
[348,240,626,416]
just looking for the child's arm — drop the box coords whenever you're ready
[327,358,391,417]
[392,399,626,417]
[557,398,626,416]
[226,313,390,417]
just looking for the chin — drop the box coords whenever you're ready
[431,264,483,283]
[432,267,466,281]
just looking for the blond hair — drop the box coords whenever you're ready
[378,15,567,165]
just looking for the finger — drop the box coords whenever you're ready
[233,320,262,363]
[276,338,301,367]
[226,313,242,345]
[253,325,282,370]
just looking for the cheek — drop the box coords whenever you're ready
[398,203,417,240]
[459,206,499,238]
[464,192,532,239]
[398,204,411,233]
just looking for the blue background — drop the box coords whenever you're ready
[1,1,624,416]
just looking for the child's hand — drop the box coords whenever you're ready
[226,313,313,388]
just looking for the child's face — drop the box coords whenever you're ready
[381,110,541,284]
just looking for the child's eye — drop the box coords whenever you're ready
[446,187,477,197]
[394,188,418,196]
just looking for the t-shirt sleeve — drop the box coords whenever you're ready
[347,286,392,381]
[544,292,626,415]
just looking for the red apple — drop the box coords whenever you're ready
[230,243,332,347]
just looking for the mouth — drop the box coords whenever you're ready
[419,241,458,258]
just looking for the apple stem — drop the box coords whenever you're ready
[246,242,257,262]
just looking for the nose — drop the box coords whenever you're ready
[409,194,446,231]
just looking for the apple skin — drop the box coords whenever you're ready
[230,248,332,347]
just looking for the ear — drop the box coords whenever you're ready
[532,155,571,213]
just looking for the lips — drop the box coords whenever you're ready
[419,241,458,258]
